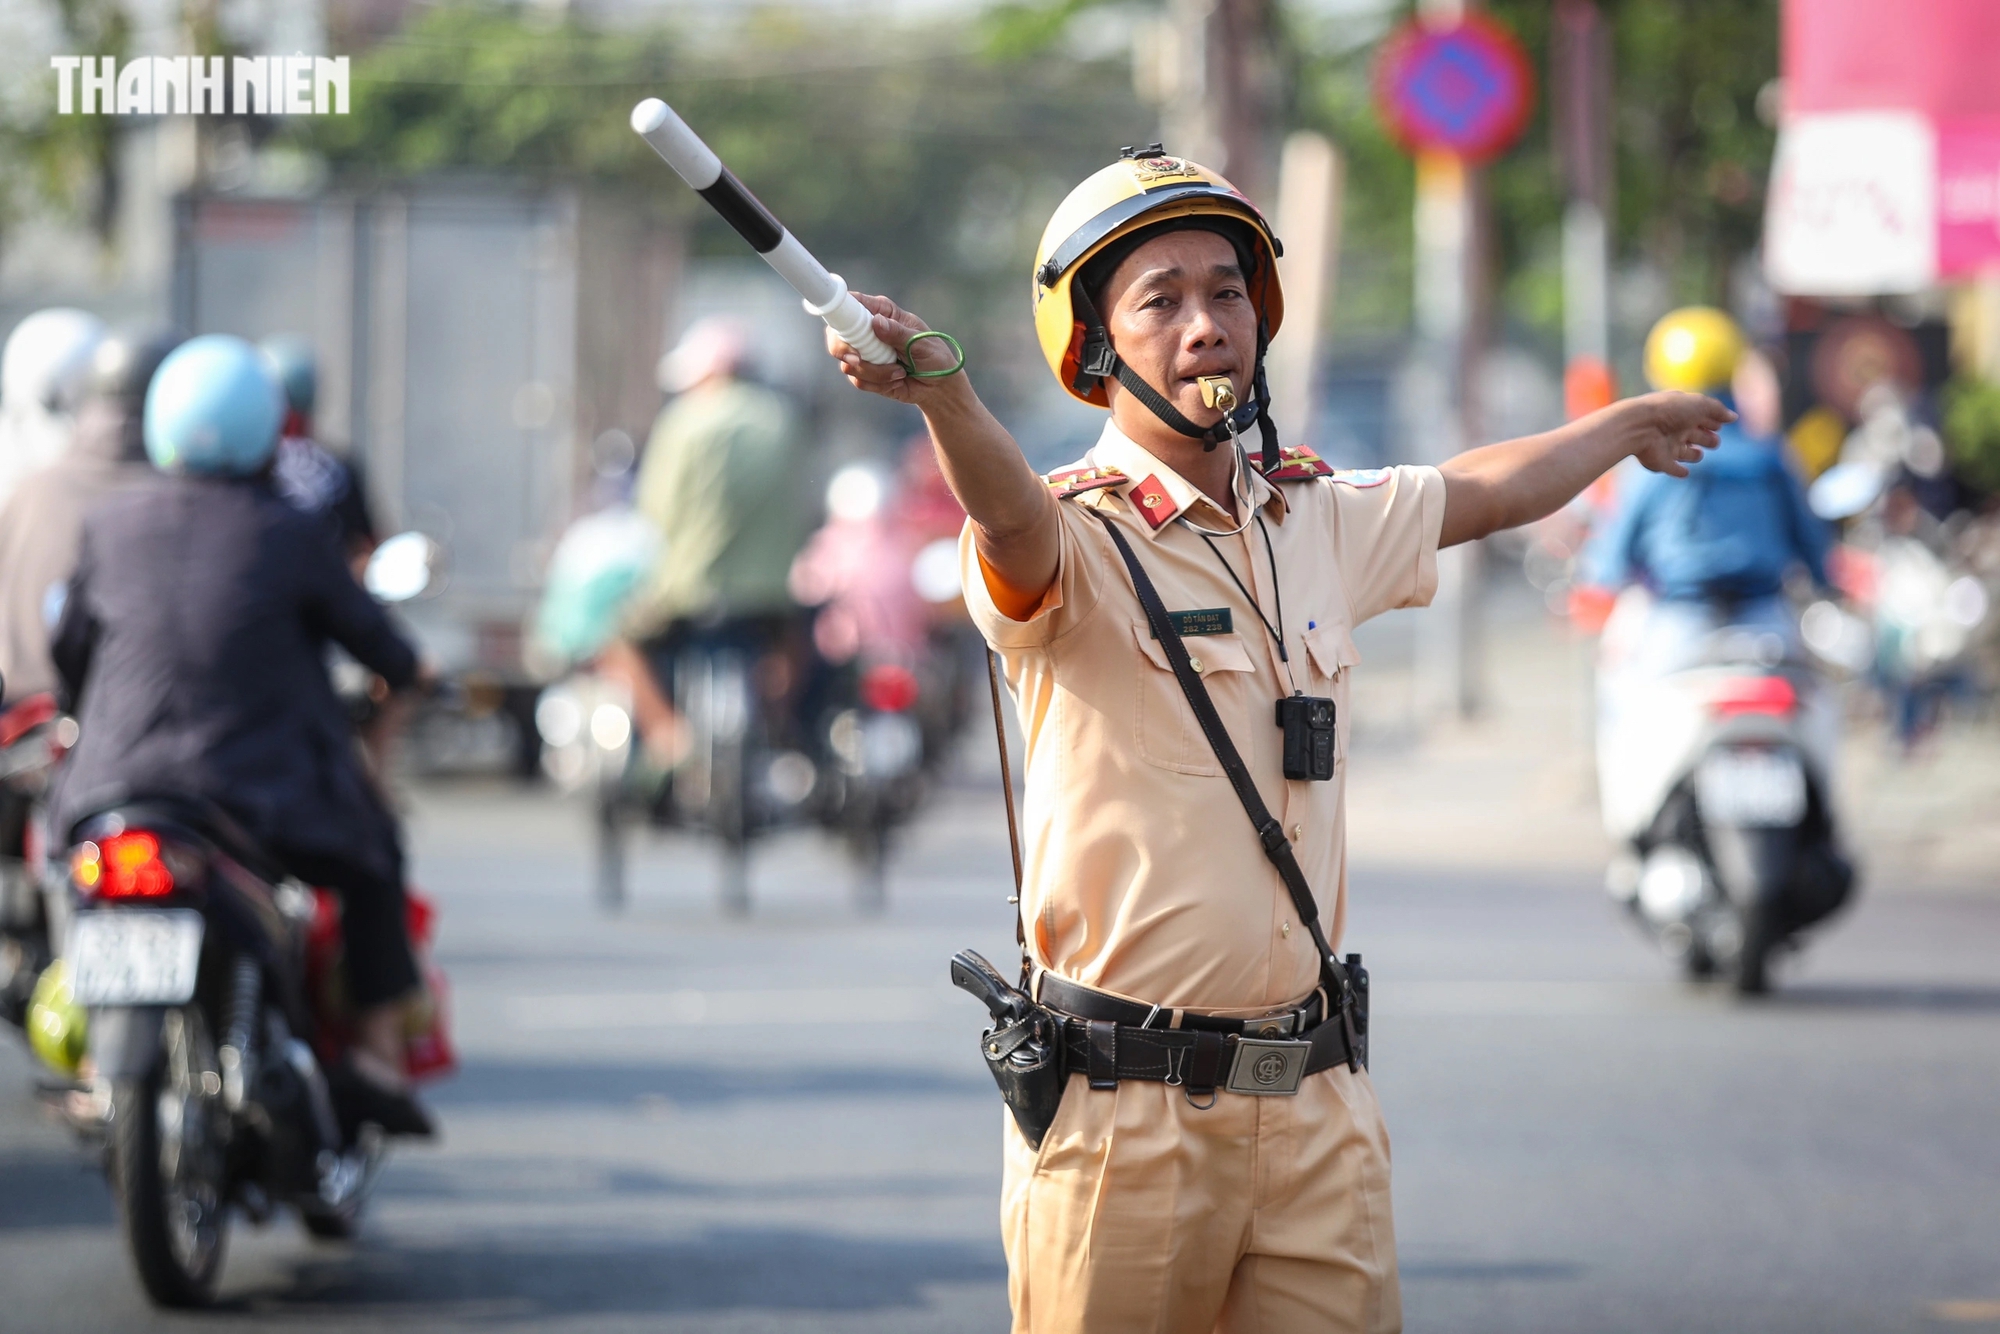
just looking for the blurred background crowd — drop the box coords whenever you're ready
[4,0,1995,780]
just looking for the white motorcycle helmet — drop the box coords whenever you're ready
[0,308,106,500]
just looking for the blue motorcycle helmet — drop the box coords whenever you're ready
[143,334,284,475]
[258,334,317,419]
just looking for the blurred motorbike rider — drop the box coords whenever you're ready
[0,307,105,504]
[1586,308,1832,674]
[0,328,182,704]
[604,316,811,762]
[49,335,434,1135]
[261,335,379,572]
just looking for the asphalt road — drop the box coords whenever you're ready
[3,764,1998,1333]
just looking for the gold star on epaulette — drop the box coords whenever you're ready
[1044,466,1130,499]
[1248,446,1336,481]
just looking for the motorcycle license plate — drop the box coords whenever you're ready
[1697,750,1806,827]
[68,910,204,1006]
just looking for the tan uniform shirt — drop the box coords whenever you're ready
[961,423,1445,1014]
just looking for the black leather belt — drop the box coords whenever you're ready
[1038,975,1356,1100]
[1038,972,1324,1037]
[1054,1012,1356,1100]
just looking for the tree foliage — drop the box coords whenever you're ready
[1486,0,1780,320]
[1943,376,2000,496]
[296,3,1151,412]
[307,15,1139,299]
[1,0,131,243]
[969,0,1780,346]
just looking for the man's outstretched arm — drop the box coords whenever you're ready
[1439,392,1733,548]
[828,295,1058,617]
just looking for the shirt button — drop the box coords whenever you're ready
[1281,922,1291,938]
[1288,823,1303,842]
[1188,656,1204,673]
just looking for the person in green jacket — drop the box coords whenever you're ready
[609,317,811,763]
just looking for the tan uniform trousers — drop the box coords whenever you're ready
[1002,1063,1400,1334]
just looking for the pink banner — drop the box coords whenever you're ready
[1786,0,2000,119]
[1938,118,2000,276]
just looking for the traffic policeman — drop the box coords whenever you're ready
[825,149,1729,1334]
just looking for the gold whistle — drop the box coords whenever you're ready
[1196,375,1237,411]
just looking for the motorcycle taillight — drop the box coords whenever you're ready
[860,662,920,713]
[1709,675,1798,718]
[0,692,56,748]
[73,830,176,899]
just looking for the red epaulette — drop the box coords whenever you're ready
[1044,465,1129,498]
[1246,445,1336,481]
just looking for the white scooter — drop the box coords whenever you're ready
[1596,589,1856,993]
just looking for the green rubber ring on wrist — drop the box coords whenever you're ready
[902,330,966,378]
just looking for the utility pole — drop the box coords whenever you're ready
[1138,2,1331,447]
[1268,132,1346,445]
[1411,0,1489,722]
[1554,0,1615,417]
[1145,0,1277,200]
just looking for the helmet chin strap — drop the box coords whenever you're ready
[1071,285,1283,471]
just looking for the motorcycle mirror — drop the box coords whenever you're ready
[911,537,963,604]
[826,464,886,522]
[1808,461,1889,521]
[365,531,443,603]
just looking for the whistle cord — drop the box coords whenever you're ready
[1196,516,1300,694]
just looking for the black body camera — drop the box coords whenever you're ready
[1277,694,1337,781]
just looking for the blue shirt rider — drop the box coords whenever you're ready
[1587,339,1830,605]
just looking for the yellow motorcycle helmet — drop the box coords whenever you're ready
[28,958,87,1077]
[1644,306,1745,394]
[1032,145,1285,456]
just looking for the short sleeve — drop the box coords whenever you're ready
[958,501,1104,651]
[1326,464,1447,625]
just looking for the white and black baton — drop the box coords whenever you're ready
[630,98,912,368]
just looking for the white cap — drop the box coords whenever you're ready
[658,316,752,393]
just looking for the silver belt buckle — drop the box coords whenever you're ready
[1243,1012,1297,1039]
[1224,1036,1310,1096]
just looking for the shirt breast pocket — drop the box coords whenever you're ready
[1301,621,1360,766]
[1132,625,1257,775]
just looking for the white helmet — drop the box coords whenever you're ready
[3,308,105,415]
[657,316,751,394]
[0,308,106,499]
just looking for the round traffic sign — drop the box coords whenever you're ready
[1374,14,1536,164]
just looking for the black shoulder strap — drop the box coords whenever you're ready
[1091,509,1359,1067]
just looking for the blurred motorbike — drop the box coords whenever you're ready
[648,618,803,914]
[0,690,74,1029]
[531,507,810,914]
[536,451,975,914]
[1597,592,1856,994]
[1810,465,1995,748]
[31,533,453,1307]
[790,462,977,909]
[1867,532,1990,747]
[50,800,450,1305]
[802,605,978,911]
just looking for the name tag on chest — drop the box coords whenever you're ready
[1150,608,1234,638]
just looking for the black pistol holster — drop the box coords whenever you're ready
[951,949,1065,1149]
